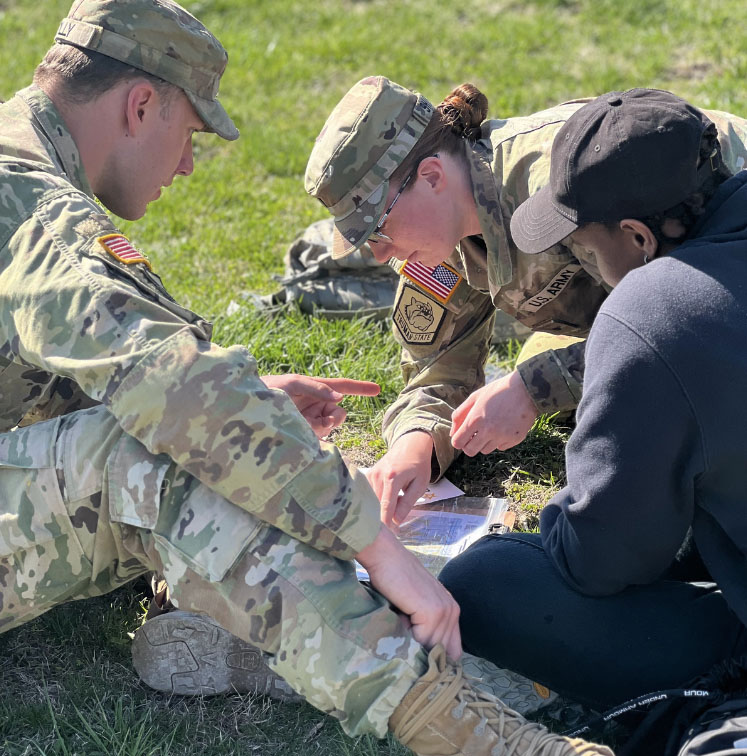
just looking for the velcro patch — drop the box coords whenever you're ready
[98,234,152,270]
[401,260,461,304]
[518,263,582,313]
[394,285,446,344]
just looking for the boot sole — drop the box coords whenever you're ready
[131,611,302,703]
[461,653,558,715]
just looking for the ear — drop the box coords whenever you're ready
[619,218,659,259]
[124,82,158,137]
[417,155,447,192]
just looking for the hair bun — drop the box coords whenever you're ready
[438,83,488,140]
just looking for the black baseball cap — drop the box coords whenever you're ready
[510,88,714,254]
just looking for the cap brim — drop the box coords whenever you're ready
[330,181,390,259]
[331,225,359,259]
[510,185,579,254]
[185,91,239,141]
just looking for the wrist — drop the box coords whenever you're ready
[509,369,539,419]
[393,430,438,481]
[356,524,401,569]
[391,429,434,457]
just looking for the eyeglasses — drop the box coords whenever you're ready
[368,172,413,244]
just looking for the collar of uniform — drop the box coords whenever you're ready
[17,85,94,199]
[463,140,513,286]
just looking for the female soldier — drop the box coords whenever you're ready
[304,76,747,526]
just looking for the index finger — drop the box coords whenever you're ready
[377,476,400,528]
[443,618,462,661]
[427,599,462,660]
[450,416,476,449]
[451,393,475,429]
[313,377,381,397]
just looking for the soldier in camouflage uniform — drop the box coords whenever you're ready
[305,76,747,527]
[0,1,617,753]
[260,215,534,346]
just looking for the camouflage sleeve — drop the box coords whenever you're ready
[516,339,586,413]
[3,195,380,560]
[16,376,101,427]
[704,108,747,173]
[382,275,496,478]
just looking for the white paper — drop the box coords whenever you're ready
[359,468,465,504]
[414,476,465,504]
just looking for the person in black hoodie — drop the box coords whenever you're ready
[439,88,747,755]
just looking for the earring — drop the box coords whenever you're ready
[643,254,650,264]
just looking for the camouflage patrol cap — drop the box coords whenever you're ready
[54,0,238,140]
[305,76,435,259]
[511,88,713,254]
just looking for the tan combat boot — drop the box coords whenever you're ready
[131,610,302,703]
[390,646,614,756]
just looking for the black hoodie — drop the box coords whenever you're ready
[541,171,747,628]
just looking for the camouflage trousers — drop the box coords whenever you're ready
[0,405,426,737]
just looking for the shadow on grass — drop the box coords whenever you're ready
[447,413,573,531]
[0,583,409,756]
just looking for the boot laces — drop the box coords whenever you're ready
[396,657,603,756]
[455,691,590,756]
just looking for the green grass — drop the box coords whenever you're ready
[2,0,747,752]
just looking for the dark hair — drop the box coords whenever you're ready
[33,44,177,112]
[608,123,731,246]
[389,83,488,186]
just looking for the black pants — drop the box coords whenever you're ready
[439,532,747,710]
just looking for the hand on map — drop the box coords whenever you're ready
[357,524,462,660]
[368,431,434,528]
[262,374,380,438]
[450,370,538,454]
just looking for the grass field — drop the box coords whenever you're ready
[1,0,747,752]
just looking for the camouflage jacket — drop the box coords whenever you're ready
[0,85,380,559]
[383,99,747,476]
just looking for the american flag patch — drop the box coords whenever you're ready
[401,261,461,303]
[97,234,152,270]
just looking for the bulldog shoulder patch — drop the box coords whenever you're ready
[394,285,446,344]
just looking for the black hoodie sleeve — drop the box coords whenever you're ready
[540,310,706,596]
